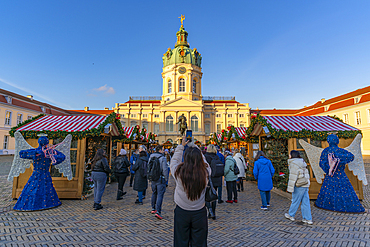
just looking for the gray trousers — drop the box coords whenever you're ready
[92,171,107,204]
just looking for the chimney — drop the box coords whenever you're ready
[84,107,89,111]
[104,107,109,110]
[321,98,325,103]
[27,95,33,100]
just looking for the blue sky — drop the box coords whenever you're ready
[1,1,369,110]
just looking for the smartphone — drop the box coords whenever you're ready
[186,130,192,142]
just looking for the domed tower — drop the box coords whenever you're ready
[161,16,203,102]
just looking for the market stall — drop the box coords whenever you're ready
[9,113,124,199]
[243,114,363,199]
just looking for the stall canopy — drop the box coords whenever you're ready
[246,115,360,140]
[10,112,124,139]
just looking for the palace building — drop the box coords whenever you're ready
[113,20,251,144]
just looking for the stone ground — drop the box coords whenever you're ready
[1,156,370,246]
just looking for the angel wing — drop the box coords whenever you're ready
[344,134,368,185]
[298,139,325,184]
[7,131,34,182]
[54,134,73,181]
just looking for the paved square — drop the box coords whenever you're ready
[1,173,370,246]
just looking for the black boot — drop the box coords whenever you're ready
[94,204,103,210]
[117,190,123,200]
[93,202,98,209]
[208,208,216,220]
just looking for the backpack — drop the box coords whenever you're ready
[210,156,225,177]
[147,156,161,181]
[114,156,129,174]
[139,159,148,177]
[233,159,240,175]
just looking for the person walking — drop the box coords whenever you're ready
[204,144,224,220]
[253,151,275,210]
[164,149,171,187]
[216,146,225,203]
[233,149,247,192]
[113,148,130,200]
[91,149,111,210]
[285,150,313,224]
[171,137,211,247]
[129,149,139,187]
[149,145,168,220]
[224,149,238,203]
[132,149,148,205]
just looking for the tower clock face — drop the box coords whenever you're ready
[178,67,186,74]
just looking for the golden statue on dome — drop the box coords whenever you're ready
[179,14,185,26]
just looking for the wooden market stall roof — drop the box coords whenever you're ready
[246,115,360,139]
[10,112,124,139]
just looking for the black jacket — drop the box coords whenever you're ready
[204,152,223,188]
[92,158,111,174]
[113,155,130,174]
[132,155,149,191]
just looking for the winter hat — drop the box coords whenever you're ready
[120,149,127,155]
[165,149,169,152]
[224,149,232,156]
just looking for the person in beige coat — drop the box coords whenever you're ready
[233,150,247,192]
[285,150,313,225]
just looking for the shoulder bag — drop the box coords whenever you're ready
[205,177,218,202]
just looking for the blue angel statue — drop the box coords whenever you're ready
[8,132,73,211]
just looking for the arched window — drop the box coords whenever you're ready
[192,79,196,93]
[168,80,172,93]
[179,78,185,92]
[166,115,174,132]
[191,116,198,132]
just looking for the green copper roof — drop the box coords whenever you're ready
[162,25,202,68]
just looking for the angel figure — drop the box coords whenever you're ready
[8,132,73,211]
[299,134,367,213]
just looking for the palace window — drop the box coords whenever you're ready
[3,136,9,149]
[191,116,198,132]
[205,114,210,118]
[5,111,12,125]
[120,120,126,127]
[216,124,222,134]
[179,78,185,92]
[239,114,244,118]
[4,96,12,104]
[228,114,233,118]
[154,114,159,118]
[154,123,160,134]
[166,116,174,132]
[343,113,349,124]
[27,115,33,120]
[120,114,125,118]
[40,106,46,113]
[142,114,148,118]
[216,114,221,118]
[368,110,370,123]
[130,121,137,127]
[192,80,196,93]
[240,124,245,128]
[205,123,210,135]
[355,111,361,125]
[16,113,23,125]
[131,114,137,118]
[355,97,359,104]
[143,122,148,130]
[168,80,172,93]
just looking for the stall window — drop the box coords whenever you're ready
[50,138,78,178]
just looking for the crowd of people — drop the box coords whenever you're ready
[90,138,313,246]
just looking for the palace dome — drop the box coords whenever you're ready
[162,25,202,68]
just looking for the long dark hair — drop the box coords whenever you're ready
[91,149,106,170]
[254,151,269,162]
[174,147,208,201]
[290,150,301,158]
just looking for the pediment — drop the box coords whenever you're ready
[160,97,203,108]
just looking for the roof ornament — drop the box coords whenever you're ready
[178,14,185,27]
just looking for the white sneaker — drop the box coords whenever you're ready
[284,213,295,221]
[302,219,313,225]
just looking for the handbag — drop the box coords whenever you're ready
[295,168,309,187]
[205,177,218,202]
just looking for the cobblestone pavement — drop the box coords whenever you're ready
[1,173,370,246]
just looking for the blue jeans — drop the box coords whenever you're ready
[92,171,107,204]
[259,190,271,207]
[166,167,170,186]
[151,178,167,214]
[138,191,144,202]
[288,186,312,221]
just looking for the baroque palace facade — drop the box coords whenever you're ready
[113,21,251,144]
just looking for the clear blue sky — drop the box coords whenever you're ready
[1,1,369,110]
